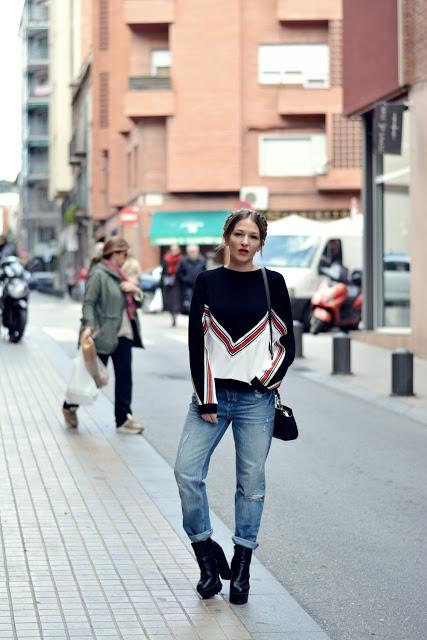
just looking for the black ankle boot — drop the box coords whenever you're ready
[192,539,230,599]
[229,544,252,605]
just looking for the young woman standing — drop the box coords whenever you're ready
[174,209,295,604]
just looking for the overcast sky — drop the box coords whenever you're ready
[0,1,25,183]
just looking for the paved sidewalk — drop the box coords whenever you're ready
[0,329,331,640]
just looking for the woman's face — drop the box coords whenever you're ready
[226,218,262,268]
[111,250,128,268]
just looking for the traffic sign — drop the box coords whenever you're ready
[119,207,139,225]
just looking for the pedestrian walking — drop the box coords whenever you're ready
[161,244,182,326]
[65,265,77,298]
[176,244,206,314]
[62,237,144,434]
[0,234,17,261]
[174,208,295,604]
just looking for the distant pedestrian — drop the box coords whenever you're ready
[161,244,182,326]
[65,265,77,298]
[174,208,295,604]
[177,244,206,314]
[62,237,144,434]
[0,234,17,261]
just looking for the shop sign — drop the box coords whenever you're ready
[373,102,404,155]
[119,207,139,225]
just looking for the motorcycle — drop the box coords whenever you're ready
[0,256,31,343]
[310,259,362,335]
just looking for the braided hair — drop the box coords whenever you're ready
[219,208,268,250]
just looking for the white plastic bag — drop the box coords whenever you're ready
[65,351,98,405]
[148,287,163,313]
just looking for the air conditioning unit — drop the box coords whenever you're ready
[239,186,269,211]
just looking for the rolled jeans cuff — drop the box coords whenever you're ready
[232,535,259,550]
[188,528,213,543]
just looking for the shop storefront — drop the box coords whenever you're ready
[369,107,411,329]
[149,210,229,268]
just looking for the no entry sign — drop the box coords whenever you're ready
[119,207,139,225]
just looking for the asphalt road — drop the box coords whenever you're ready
[29,293,427,640]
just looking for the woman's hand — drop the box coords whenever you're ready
[201,413,218,424]
[120,281,139,294]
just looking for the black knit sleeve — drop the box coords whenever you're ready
[251,271,295,392]
[188,273,218,414]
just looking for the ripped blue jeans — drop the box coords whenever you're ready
[174,387,275,550]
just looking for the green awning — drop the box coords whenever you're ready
[150,210,229,246]
[28,139,49,148]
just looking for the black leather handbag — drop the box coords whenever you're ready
[261,268,299,441]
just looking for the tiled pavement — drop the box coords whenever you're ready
[0,329,330,640]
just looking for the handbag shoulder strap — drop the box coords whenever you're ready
[261,267,273,359]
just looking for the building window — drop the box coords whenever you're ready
[38,227,55,243]
[374,108,411,328]
[258,44,329,87]
[151,49,171,77]
[259,134,327,177]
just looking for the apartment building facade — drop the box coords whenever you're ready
[343,0,427,357]
[84,0,360,269]
[19,0,61,261]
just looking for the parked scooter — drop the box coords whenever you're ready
[310,259,362,334]
[0,256,30,343]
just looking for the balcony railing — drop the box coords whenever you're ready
[28,46,49,63]
[28,164,49,179]
[125,77,174,118]
[128,76,171,90]
[28,126,48,137]
[29,83,50,98]
[27,96,50,109]
[124,0,174,25]
[29,3,49,22]
[277,0,342,22]
[278,86,342,115]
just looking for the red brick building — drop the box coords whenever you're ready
[77,0,361,270]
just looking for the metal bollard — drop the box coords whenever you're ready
[332,332,352,375]
[391,348,414,396]
[293,320,303,358]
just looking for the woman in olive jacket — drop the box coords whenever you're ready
[62,237,144,434]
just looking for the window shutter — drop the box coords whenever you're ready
[99,72,109,129]
[99,0,109,51]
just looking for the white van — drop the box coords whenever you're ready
[257,214,363,328]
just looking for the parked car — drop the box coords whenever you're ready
[139,266,162,294]
[28,271,56,291]
[384,252,410,305]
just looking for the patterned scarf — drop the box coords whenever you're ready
[102,259,137,321]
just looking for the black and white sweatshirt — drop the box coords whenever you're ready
[188,267,295,413]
